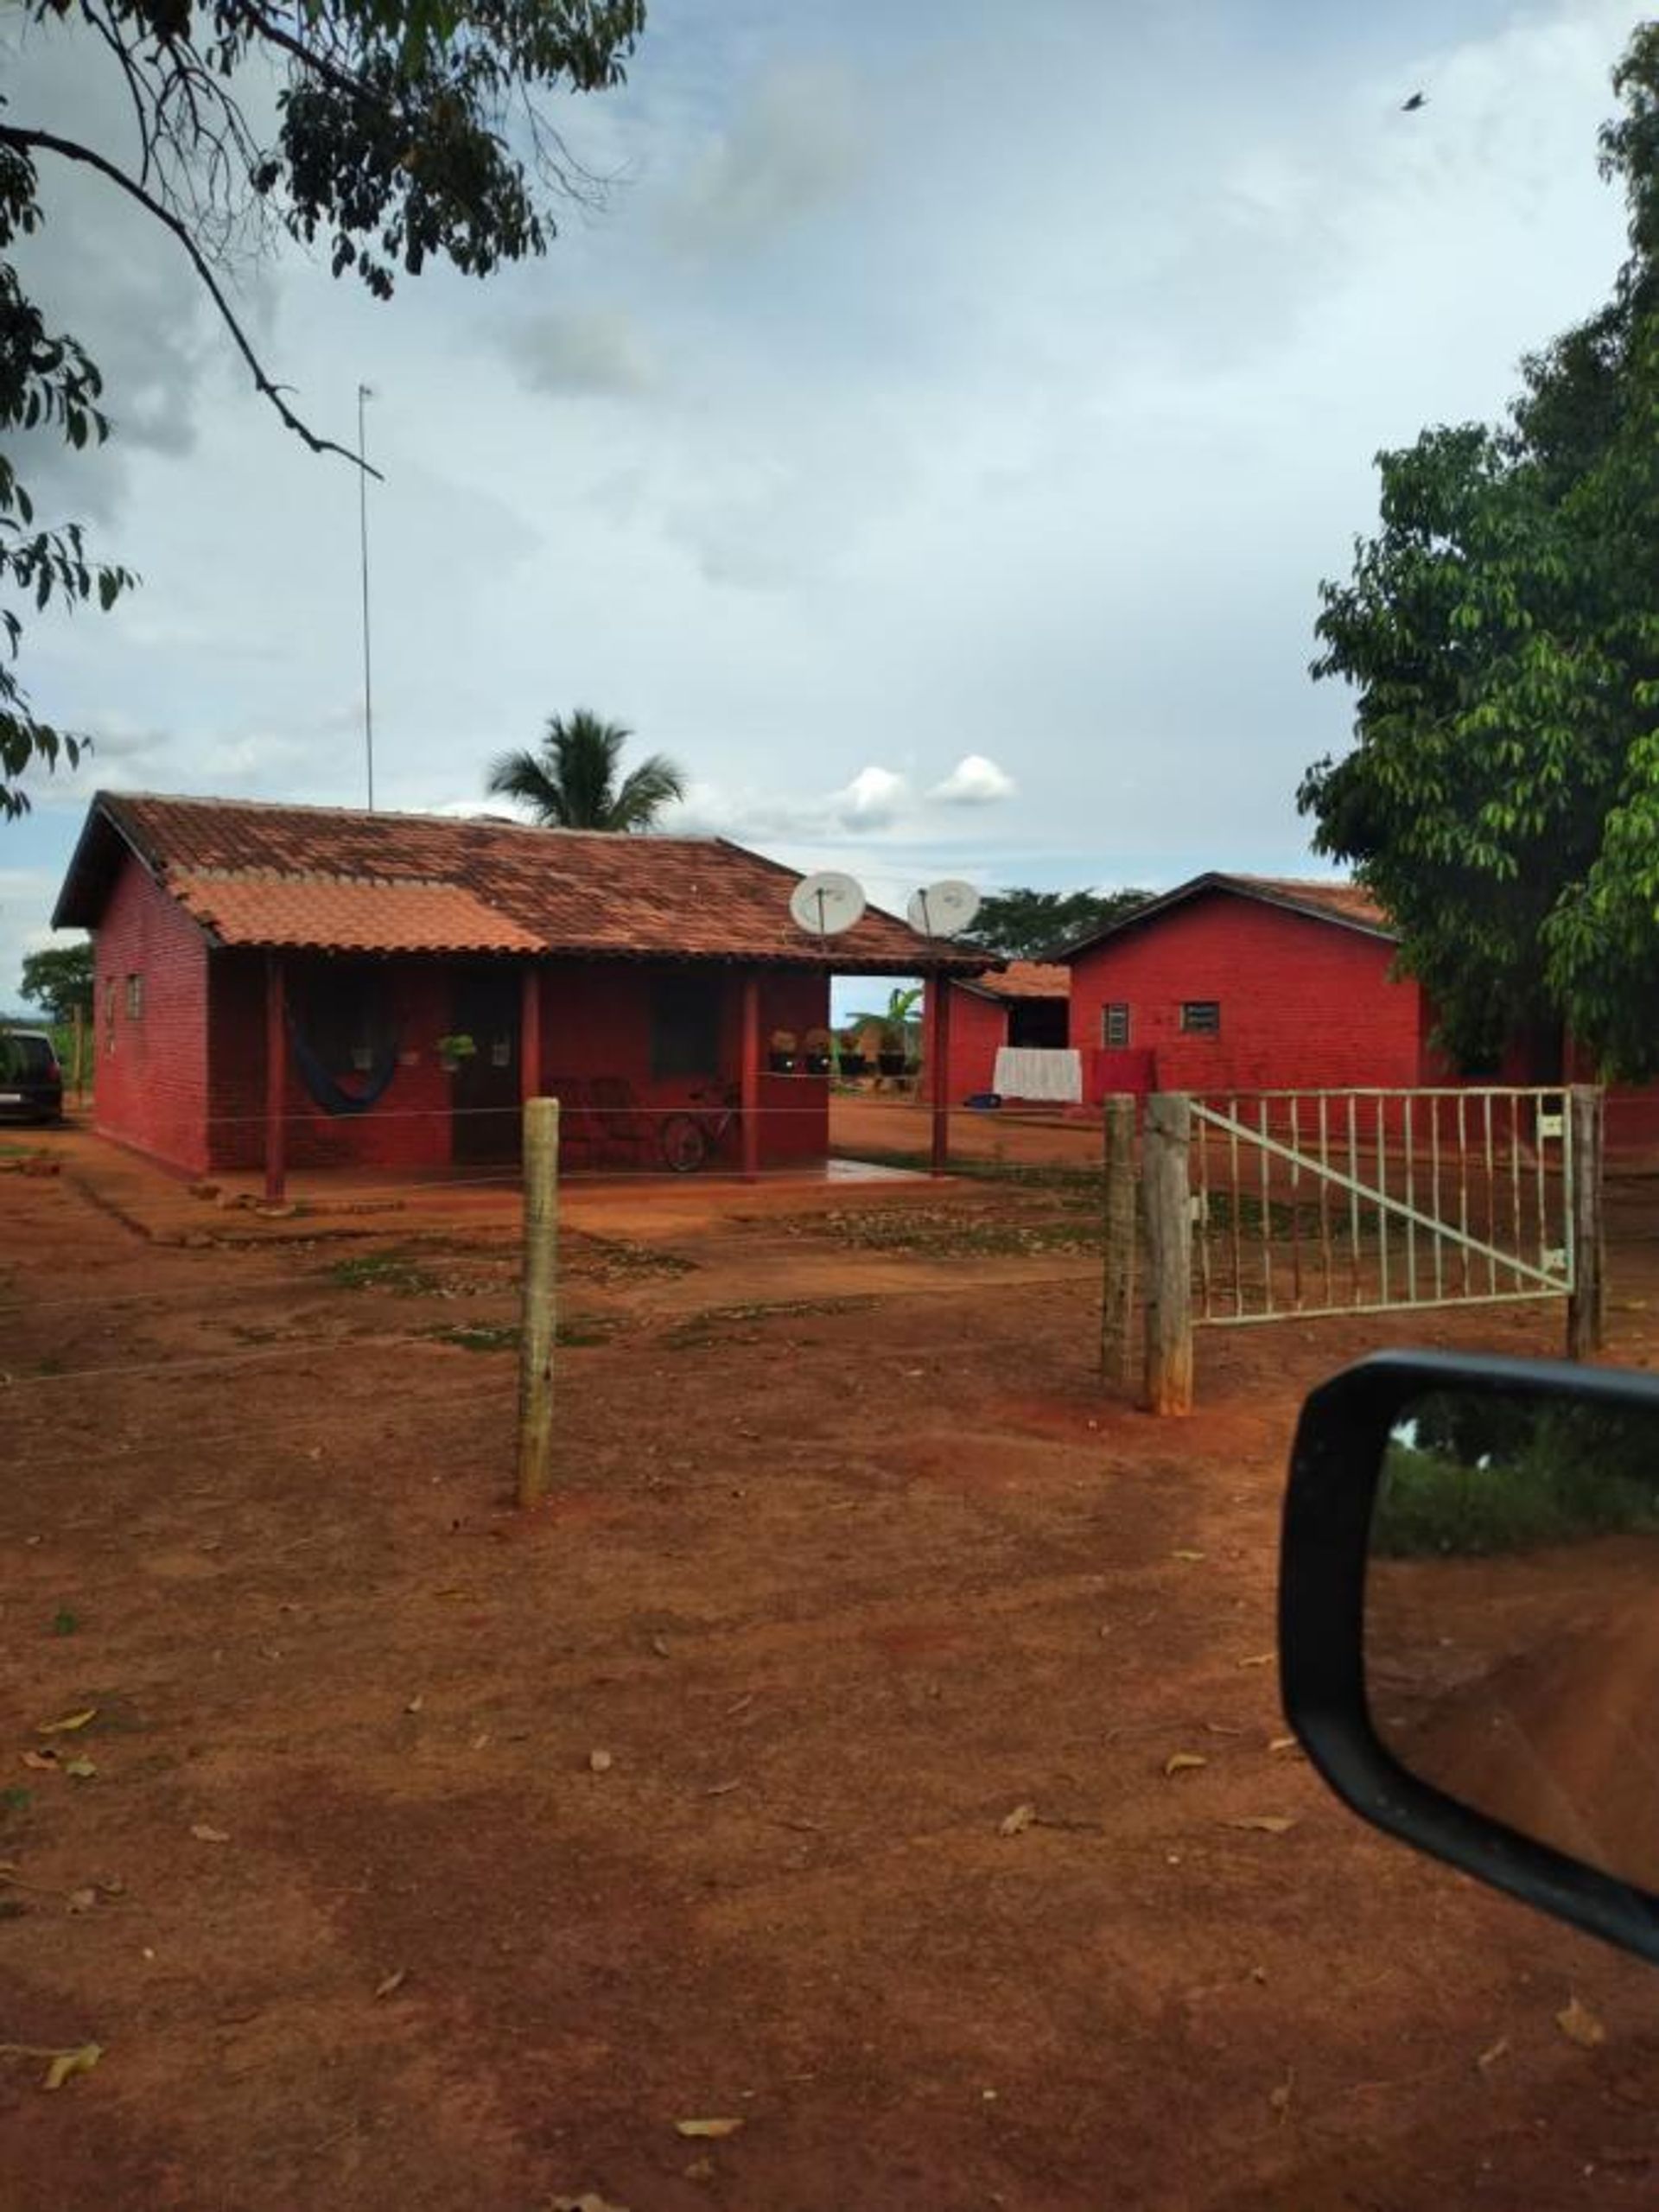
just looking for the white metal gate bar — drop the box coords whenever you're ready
[1188,1086,1573,1325]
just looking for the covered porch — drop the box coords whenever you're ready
[241,948,968,1202]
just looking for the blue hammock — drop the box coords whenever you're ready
[287,1019,402,1117]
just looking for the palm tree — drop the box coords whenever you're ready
[486,709,687,831]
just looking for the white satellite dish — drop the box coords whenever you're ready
[907,879,982,939]
[789,870,868,939]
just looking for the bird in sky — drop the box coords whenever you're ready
[1402,91,1427,111]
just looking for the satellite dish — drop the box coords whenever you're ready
[789,870,868,939]
[907,879,982,939]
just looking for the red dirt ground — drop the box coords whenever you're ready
[7,1121,1659,2210]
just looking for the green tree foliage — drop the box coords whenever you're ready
[0,0,645,818]
[485,708,686,830]
[961,887,1154,963]
[1301,24,1659,1077]
[19,940,92,1019]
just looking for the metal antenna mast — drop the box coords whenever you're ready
[357,383,376,810]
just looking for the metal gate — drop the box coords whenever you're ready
[1187,1088,1575,1325]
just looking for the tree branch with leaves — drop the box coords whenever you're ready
[0,0,646,818]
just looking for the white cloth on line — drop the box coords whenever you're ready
[991,1046,1083,1103]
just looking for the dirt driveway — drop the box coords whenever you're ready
[5,1128,1659,2210]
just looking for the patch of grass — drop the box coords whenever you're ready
[52,1607,79,1637]
[569,1233,696,1281]
[808,1205,1095,1259]
[661,1295,874,1351]
[428,1316,615,1353]
[1,1786,32,1822]
[327,1249,444,1297]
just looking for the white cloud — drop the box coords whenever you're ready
[834,765,908,829]
[662,60,867,252]
[930,753,1015,805]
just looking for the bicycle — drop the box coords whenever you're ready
[660,1083,742,1173]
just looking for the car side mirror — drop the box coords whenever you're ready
[1280,1350,1659,1965]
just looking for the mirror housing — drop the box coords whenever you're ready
[1280,1350,1659,1966]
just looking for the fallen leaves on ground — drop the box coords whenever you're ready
[19,1750,58,1771]
[62,1758,97,1781]
[998,1802,1037,1836]
[1225,1816,1297,1836]
[1163,1753,1206,1777]
[374,1968,408,2000]
[588,1749,613,1775]
[1268,2070,1294,2123]
[189,1824,230,1844]
[1268,1736,1301,1755]
[37,1709,97,1736]
[1557,1996,1607,2049]
[1172,1549,1206,1562]
[1237,1652,1274,1669]
[1477,2036,1510,2070]
[0,2041,103,2091]
[675,2118,743,2139]
[550,2196,631,2212]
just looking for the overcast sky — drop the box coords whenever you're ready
[0,0,1648,997]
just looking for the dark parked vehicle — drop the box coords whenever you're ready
[0,1027,64,1123]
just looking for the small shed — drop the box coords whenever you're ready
[929,963,1071,1103]
[53,792,990,1188]
[1060,874,1426,1100]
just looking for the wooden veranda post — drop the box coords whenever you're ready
[927,975,951,1176]
[1099,1093,1137,1391]
[740,970,761,1182]
[1141,1091,1193,1415]
[263,951,287,1205]
[1567,1084,1605,1360]
[71,1001,84,1108]
[516,1096,561,1507]
[519,963,543,1108]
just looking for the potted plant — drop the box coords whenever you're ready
[836,1027,868,1079]
[802,1026,834,1077]
[436,1032,477,1075]
[768,1027,798,1074]
[871,986,923,1077]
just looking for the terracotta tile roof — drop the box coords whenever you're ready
[56,793,987,973]
[964,961,1071,1001]
[1057,869,1395,959]
[170,871,544,954]
[1226,874,1392,932]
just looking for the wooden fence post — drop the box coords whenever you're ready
[1099,1092,1137,1392]
[516,1096,561,1507]
[1142,1091,1193,1415]
[1567,1084,1605,1361]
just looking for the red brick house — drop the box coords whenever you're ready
[1062,874,1433,1101]
[53,792,988,1187]
[931,963,1071,1101]
[1058,870,1659,1152]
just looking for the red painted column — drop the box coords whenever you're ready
[519,962,543,1106]
[741,969,761,1181]
[264,951,286,1204]
[929,971,951,1176]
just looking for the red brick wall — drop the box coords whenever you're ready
[92,857,211,1173]
[207,952,456,1174]
[940,984,1007,1102]
[1068,892,1427,1096]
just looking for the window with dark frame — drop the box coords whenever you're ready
[1102,1002,1130,1048]
[652,974,723,1080]
[125,973,143,1020]
[1179,1000,1221,1035]
[103,977,116,1054]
